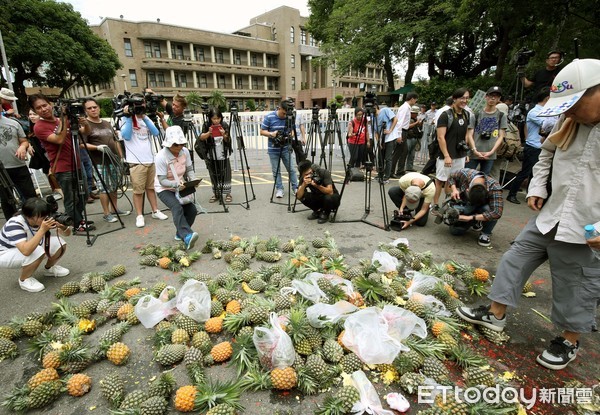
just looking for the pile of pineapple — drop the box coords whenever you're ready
[0,231,539,414]
[139,242,202,271]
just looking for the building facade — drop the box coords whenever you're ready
[68,6,386,110]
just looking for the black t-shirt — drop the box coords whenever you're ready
[531,67,560,94]
[436,110,469,159]
[306,164,337,194]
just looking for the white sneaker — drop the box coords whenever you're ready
[136,215,145,228]
[19,277,45,292]
[152,210,168,220]
[276,189,284,198]
[43,264,70,277]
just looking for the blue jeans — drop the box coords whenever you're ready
[465,158,494,175]
[449,203,497,236]
[157,190,197,239]
[406,138,419,170]
[80,149,94,193]
[55,170,85,225]
[268,147,298,191]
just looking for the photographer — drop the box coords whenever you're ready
[28,94,93,233]
[0,108,37,219]
[296,160,340,224]
[80,98,130,222]
[158,93,188,131]
[199,107,233,203]
[520,51,563,96]
[120,94,169,227]
[260,100,299,198]
[388,172,435,230]
[465,86,508,175]
[0,197,71,293]
[444,168,503,247]
[373,103,398,183]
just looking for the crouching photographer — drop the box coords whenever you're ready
[0,197,71,293]
[388,172,435,230]
[439,168,503,247]
[296,160,340,224]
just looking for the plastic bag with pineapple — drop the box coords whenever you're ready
[372,250,399,273]
[253,312,295,370]
[306,300,359,328]
[350,370,395,415]
[406,270,451,317]
[175,279,211,322]
[135,286,178,328]
[280,272,328,303]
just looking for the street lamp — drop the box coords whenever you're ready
[120,74,127,93]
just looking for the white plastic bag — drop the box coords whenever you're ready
[382,305,427,343]
[350,370,395,415]
[306,301,358,328]
[253,312,295,370]
[389,237,409,248]
[342,307,402,364]
[134,286,178,328]
[176,280,211,322]
[406,271,451,317]
[372,251,398,273]
[280,273,328,303]
[385,392,410,412]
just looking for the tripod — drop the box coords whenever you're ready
[0,161,21,218]
[304,107,324,165]
[228,106,256,209]
[269,109,300,212]
[332,102,390,231]
[322,105,347,176]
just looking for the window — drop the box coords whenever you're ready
[129,70,137,87]
[252,78,258,90]
[236,76,243,89]
[172,45,184,60]
[156,73,165,87]
[290,26,295,43]
[196,47,205,62]
[199,74,208,88]
[291,77,296,91]
[144,41,153,58]
[267,56,277,68]
[124,38,133,57]
[153,43,161,58]
[218,75,226,89]
[272,27,277,41]
[234,52,241,65]
[174,73,187,88]
[300,28,306,45]
[148,72,156,87]
[267,78,274,90]
[251,53,257,66]
[309,35,316,47]
[216,50,224,64]
[291,54,295,69]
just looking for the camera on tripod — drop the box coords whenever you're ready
[113,93,146,118]
[364,92,377,113]
[229,100,239,113]
[183,109,194,123]
[53,98,86,120]
[45,195,73,227]
[514,48,536,68]
[144,92,164,116]
[272,131,291,147]
[311,106,320,121]
[434,200,465,226]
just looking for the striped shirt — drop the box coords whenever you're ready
[0,215,38,252]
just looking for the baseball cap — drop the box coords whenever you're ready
[486,86,502,95]
[0,88,18,101]
[162,126,187,147]
[404,185,422,210]
[410,105,420,113]
[539,59,600,117]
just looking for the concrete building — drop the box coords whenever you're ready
[68,6,386,110]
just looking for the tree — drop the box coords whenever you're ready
[207,90,226,112]
[0,0,121,107]
[185,91,204,112]
[245,99,257,111]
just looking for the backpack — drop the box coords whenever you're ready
[443,108,470,131]
[496,122,521,160]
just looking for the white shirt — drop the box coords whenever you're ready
[528,118,600,244]
[396,102,412,131]
[123,117,155,164]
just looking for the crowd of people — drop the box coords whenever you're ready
[0,56,599,373]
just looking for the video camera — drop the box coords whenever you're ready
[364,91,377,114]
[229,100,239,113]
[53,98,86,120]
[514,48,536,68]
[390,207,413,231]
[112,93,146,118]
[144,92,164,116]
[45,195,73,227]
[434,200,465,226]
[311,106,320,121]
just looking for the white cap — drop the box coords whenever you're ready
[404,185,422,210]
[162,126,187,147]
[539,59,600,117]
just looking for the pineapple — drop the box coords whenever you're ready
[247,278,267,292]
[479,326,510,345]
[270,366,297,390]
[247,305,269,325]
[28,367,60,389]
[42,350,61,369]
[148,372,176,399]
[210,341,233,363]
[191,331,213,354]
[523,280,534,293]
[422,357,449,383]
[152,281,168,297]
[256,251,282,262]
[449,343,487,369]
[174,385,197,412]
[346,265,363,280]
[116,303,134,321]
[21,318,44,337]
[225,300,242,314]
[0,325,16,340]
[0,337,18,361]
[158,257,171,269]
[124,286,141,299]
[106,342,130,365]
[438,332,458,349]
[205,317,224,333]
[394,349,424,375]
[59,342,91,373]
[172,328,190,344]
[26,379,62,409]
[404,295,426,318]
[306,353,328,380]
[399,372,426,394]
[473,267,490,282]
[100,372,125,408]
[322,338,344,363]
[184,346,204,367]
[211,300,225,317]
[66,373,92,396]
[206,403,237,415]
[334,385,360,412]
[140,396,169,415]
[140,254,159,266]
[98,321,130,345]
[78,273,92,292]
[463,366,496,387]
[57,281,80,297]
[120,389,150,409]
[91,274,107,292]
[155,343,186,366]
[174,314,200,337]
[340,352,363,373]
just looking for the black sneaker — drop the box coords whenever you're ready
[317,212,329,224]
[506,194,521,204]
[471,221,483,232]
[456,305,506,332]
[308,211,319,220]
[478,234,491,247]
[536,336,579,370]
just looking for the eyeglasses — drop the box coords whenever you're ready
[457,97,469,101]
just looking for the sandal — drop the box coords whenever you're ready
[209,194,217,203]
[225,194,233,203]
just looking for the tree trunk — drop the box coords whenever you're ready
[383,53,395,91]
[495,24,512,80]
[404,39,418,85]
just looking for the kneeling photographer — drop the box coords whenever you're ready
[0,197,72,293]
[388,172,435,230]
[296,160,340,224]
[440,168,503,247]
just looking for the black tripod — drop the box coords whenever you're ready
[0,161,21,218]
[304,107,324,165]
[228,102,256,209]
[270,106,300,212]
[332,99,390,231]
[322,104,347,177]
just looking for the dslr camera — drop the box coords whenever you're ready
[434,200,465,226]
[479,131,492,140]
[310,172,323,186]
[45,195,73,227]
[272,130,291,147]
[456,140,470,152]
[229,100,239,113]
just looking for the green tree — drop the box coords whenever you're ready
[207,90,226,112]
[0,0,121,105]
[245,99,257,111]
[185,91,204,112]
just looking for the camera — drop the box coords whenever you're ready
[434,200,465,226]
[310,172,323,186]
[272,130,290,147]
[364,92,377,114]
[480,131,492,140]
[112,93,146,118]
[183,109,193,123]
[329,102,338,117]
[45,195,73,227]
[456,140,470,152]
[144,92,164,116]
[514,48,536,68]
[390,207,413,231]
[311,106,320,121]
[53,98,86,120]
[229,100,239,113]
